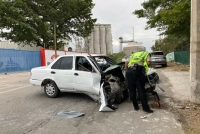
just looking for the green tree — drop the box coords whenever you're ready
[151,35,189,55]
[0,0,96,49]
[134,0,190,52]
[151,40,160,51]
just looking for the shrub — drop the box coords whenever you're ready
[107,52,126,63]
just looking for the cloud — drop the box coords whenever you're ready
[92,0,158,53]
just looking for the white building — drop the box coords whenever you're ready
[0,40,42,51]
[123,42,146,55]
[0,40,69,51]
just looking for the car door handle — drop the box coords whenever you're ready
[51,71,56,74]
[74,73,79,76]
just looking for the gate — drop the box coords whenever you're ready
[0,49,41,73]
[174,51,190,64]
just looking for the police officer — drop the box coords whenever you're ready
[125,51,153,113]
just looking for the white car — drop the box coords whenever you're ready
[30,54,127,112]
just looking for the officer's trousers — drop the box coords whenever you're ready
[126,67,150,111]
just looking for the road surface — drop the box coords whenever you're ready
[0,71,184,134]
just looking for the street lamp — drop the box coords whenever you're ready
[38,16,46,49]
[53,23,57,58]
[38,16,57,58]
[88,36,90,53]
[47,22,57,58]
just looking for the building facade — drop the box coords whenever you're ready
[123,42,146,55]
[83,24,113,54]
[0,41,42,51]
[0,40,69,51]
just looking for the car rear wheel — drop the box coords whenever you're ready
[162,64,167,67]
[44,82,60,98]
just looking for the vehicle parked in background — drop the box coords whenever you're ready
[30,54,128,112]
[151,51,167,67]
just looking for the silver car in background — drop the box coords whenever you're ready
[151,51,167,67]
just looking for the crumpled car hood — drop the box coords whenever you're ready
[103,65,125,81]
[103,65,120,73]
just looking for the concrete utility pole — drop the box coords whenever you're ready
[190,0,200,104]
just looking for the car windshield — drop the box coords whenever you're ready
[88,56,118,72]
[93,56,117,65]
[151,52,164,56]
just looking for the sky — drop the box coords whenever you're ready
[92,0,158,53]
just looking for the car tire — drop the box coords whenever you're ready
[44,81,60,98]
[162,64,167,67]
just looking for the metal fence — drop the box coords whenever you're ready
[0,49,41,73]
[174,51,190,64]
[166,52,174,62]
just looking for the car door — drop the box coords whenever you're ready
[73,56,101,95]
[50,56,74,91]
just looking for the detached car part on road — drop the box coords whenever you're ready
[30,54,128,112]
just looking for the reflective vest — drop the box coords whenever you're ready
[128,51,150,73]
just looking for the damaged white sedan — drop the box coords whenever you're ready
[30,53,128,112]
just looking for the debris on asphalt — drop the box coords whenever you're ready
[57,110,84,118]
[174,105,185,109]
[185,106,190,109]
[140,116,147,119]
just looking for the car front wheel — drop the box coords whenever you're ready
[114,92,123,104]
[44,82,60,98]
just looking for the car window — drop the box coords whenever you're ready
[88,57,101,73]
[51,57,73,70]
[96,59,101,62]
[151,52,164,56]
[76,56,93,72]
[93,56,117,65]
[51,58,62,69]
[96,58,106,64]
[60,57,73,70]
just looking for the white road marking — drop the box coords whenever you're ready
[0,85,31,94]
[0,85,14,89]
[0,84,30,89]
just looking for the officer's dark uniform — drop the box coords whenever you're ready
[126,51,153,113]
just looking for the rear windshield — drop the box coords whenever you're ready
[151,52,164,55]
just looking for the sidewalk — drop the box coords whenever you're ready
[158,67,200,133]
[159,69,190,102]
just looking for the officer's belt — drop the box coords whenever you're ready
[128,62,143,67]
[128,66,137,71]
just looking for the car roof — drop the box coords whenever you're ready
[59,53,105,57]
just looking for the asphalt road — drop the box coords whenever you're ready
[0,71,184,134]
